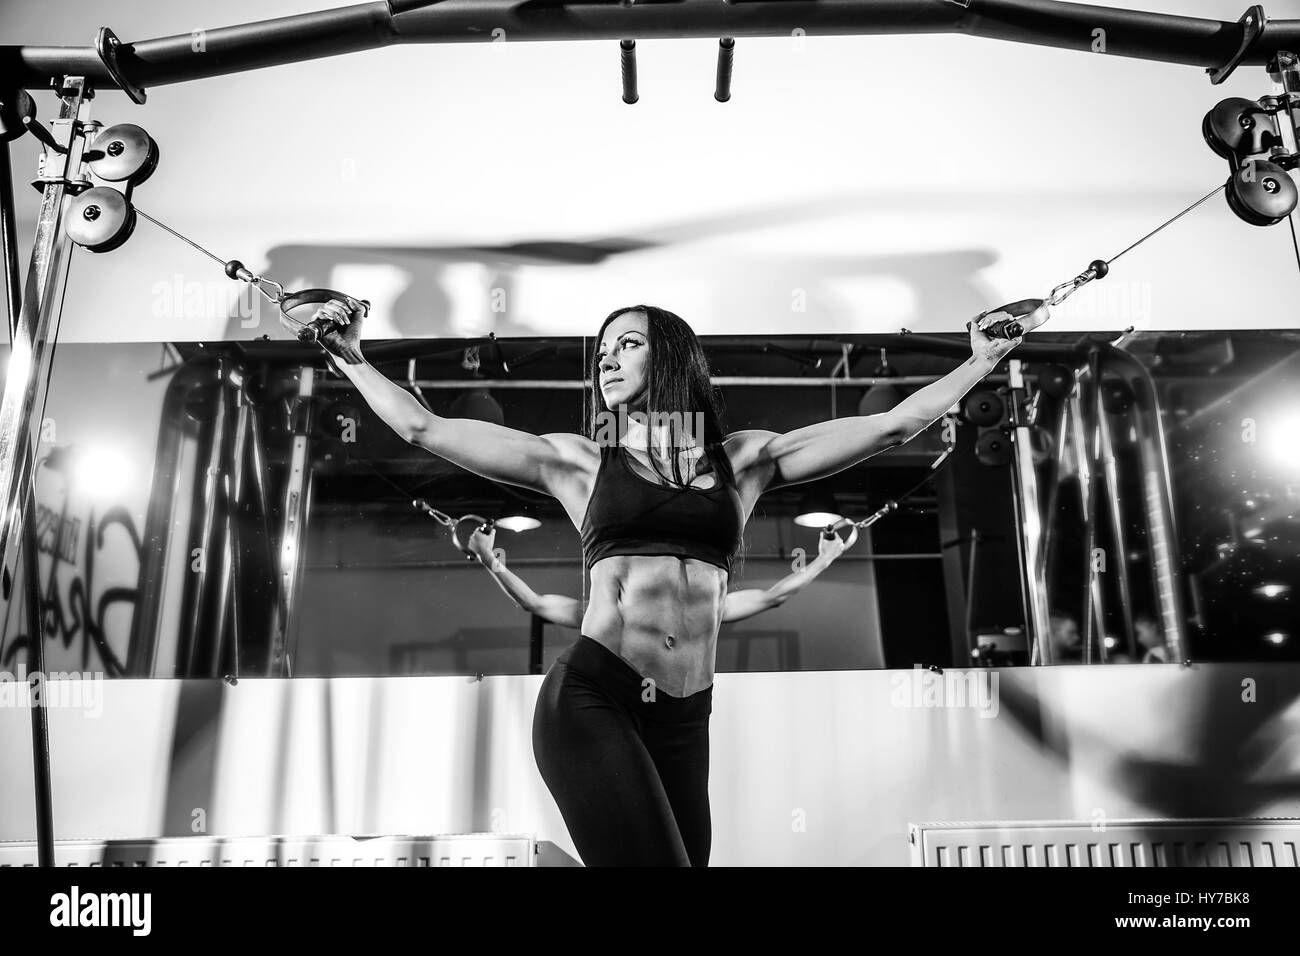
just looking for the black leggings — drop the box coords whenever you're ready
[532,635,713,866]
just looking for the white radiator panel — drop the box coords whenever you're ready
[0,833,537,867]
[910,819,1300,867]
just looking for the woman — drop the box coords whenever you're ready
[307,299,1046,866]
[465,520,859,629]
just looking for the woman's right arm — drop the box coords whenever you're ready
[468,527,583,628]
[315,300,588,495]
[480,552,584,629]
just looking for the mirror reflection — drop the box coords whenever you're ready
[1,328,1296,677]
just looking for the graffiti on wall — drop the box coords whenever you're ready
[1,499,140,676]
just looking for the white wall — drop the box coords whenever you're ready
[4,0,1300,344]
[2,662,1298,865]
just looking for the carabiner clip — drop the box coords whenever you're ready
[1048,259,1110,307]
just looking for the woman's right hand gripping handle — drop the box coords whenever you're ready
[308,299,435,446]
[311,298,367,366]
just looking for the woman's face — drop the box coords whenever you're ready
[596,311,649,409]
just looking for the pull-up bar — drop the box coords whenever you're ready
[1,1,1299,96]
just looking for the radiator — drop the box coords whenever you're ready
[0,833,544,867]
[909,819,1300,867]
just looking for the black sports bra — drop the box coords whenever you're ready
[580,442,744,575]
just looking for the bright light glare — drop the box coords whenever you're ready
[795,511,842,528]
[73,445,133,499]
[496,515,541,533]
[1254,582,1291,599]
[1263,410,1300,469]
[1264,631,1289,646]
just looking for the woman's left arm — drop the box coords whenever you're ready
[721,527,855,622]
[733,314,1043,490]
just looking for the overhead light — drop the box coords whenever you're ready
[795,488,842,528]
[496,515,541,533]
[1264,631,1290,645]
[1253,582,1291,599]
[1243,526,1264,539]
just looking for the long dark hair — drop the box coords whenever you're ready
[586,304,736,492]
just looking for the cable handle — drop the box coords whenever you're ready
[971,298,1047,341]
[819,522,860,550]
[278,288,371,344]
[450,514,494,561]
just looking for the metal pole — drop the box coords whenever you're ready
[0,80,89,870]
[268,368,315,677]
[285,449,316,678]
[247,402,278,560]
[935,466,970,667]
[21,450,53,866]
[184,367,228,676]
[0,144,19,659]
[1,140,21,338]
[125,367,193,676]
[1096,371,1139,661]
[1064,383,1095,663]
[4,2,1297,91]
[1006,359,1053,665]
[0,80,86,623]
[1080,350,1109,664]
[1104,347,1190,661]
[1036,395,1071,584]
[222,396,253,678]
[316,375,982,391]
[208,381,238,677]
[0,133,21,662]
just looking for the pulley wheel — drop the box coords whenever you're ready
[963,390,1005,427]
[975,429,1012,467]
[65,186,137,253]
[1203,98,1264,161]
[87,123,159,185]
[1037,363,1074,399]
[1226,162,1297,227]
[0,89,36,143]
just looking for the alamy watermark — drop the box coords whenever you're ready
[889,665,1000,718]
[0,666,104,717]
[592,405,706,449]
